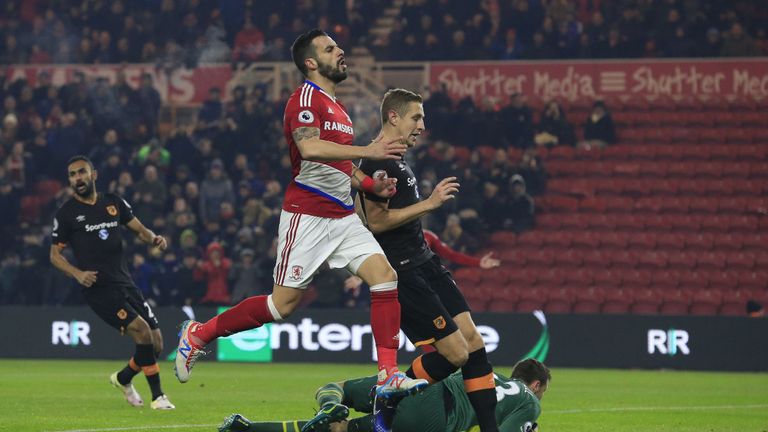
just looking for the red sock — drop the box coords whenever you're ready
[192,295,275,345]
[370,289,400,379]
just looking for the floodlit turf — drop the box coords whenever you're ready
[2,359,767,432]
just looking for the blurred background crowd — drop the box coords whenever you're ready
[1,0,766,65]
[0,0,762,309]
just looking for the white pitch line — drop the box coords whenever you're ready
[550,404,768,414]
[45,405,768,432]
[47,425,218,432]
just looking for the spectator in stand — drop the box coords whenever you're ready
[496,28,525,60]
[720,22,761,57]
[535,101,575,147]
[580,101,616,150]
[89,129,123,168]
[133,164,167,226]
[229,248,266,303]
[175,251,206,307]
[441,213,479,254]
[507,174,535,234]
[131,252,155,303]
[699,28,723,57]
[137,74,161,133]
[196,87,224,138]
[342,273,370,309]
[596,27,626,58]
[665,26,696,57]
[195,241,231,305]
[515,150,547,197]
[136,138,171,170]
[501,93,534,149]
[199,158,235,224]
[233,17,265,63]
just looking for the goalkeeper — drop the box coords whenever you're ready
[219,358,548,432]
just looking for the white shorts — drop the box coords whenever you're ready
[273,211,385,288]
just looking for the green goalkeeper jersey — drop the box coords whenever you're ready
[442,372,541,432]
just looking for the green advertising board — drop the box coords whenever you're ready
[216,307,272,362]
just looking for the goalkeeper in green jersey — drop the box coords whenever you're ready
[218,358,549,432]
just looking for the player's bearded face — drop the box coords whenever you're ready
[73,177,95,197]
[317,57,347,83]
[70,172,95,197]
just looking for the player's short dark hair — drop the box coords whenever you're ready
[291,29,328,76]
[67,155,95,170]
[380,88,423,124]
[511,358,551,385]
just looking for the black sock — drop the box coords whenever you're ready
[405,352,459,383]
[462,349,498,432]
[116,358,140,385]
[146,372,163,401]
[346,415,374,432]
[134,343,164,400]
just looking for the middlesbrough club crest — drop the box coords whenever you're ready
[290,265,304,281]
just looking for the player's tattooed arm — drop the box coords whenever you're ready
[349,165,364,189]
[292,127,320,143]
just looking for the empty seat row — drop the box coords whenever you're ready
[491,231,768,252]
[461,286,768,315]
[612,111,766,128]
[536,213,763,232]
[544,178,767,197]
[543,143,768,162]
[546,161,768,180]
[454,266,768,290]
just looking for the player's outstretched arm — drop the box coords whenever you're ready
[363,177,459,234]
[50,244,97,287]
[126,217,167,250]
[293,128,406,161]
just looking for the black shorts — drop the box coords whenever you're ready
[82,284,159,333]
[398,256,471,346]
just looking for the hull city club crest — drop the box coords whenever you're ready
[106,205,118,216]
[433,316,446,330]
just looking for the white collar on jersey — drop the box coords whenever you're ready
[304,79,336,102]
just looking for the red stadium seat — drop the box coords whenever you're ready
[630,288,661,315]
[601,288,632,314]
[593,269,623,288]
[689,289,723,316]
[516,288,547,312]
[554,249,584,267]
[719,289,751,316]
[679,271,708,290]
[652,269,682,290]
[572,287,604,314]
[544,288,574,314]
[659,289,692,315]
[536,268,566,287]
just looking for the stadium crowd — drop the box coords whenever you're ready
[0,0,766,66]
[0,64,583,307]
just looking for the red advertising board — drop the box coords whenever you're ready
[430,59,768,103]
[5,64,233,105]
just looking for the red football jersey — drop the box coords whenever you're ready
[282,80,356,218]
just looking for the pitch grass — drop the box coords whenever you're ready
[1,360,767,432]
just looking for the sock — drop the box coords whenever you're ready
[116,357,141,385]
[369,284,400,381]
[315,382,344,409]
[462,349,498,432]
[244,420,306,432]
[347,415,374,432]
[134,343,164,401]
[193,295,278,345]
[406,352,459,384]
